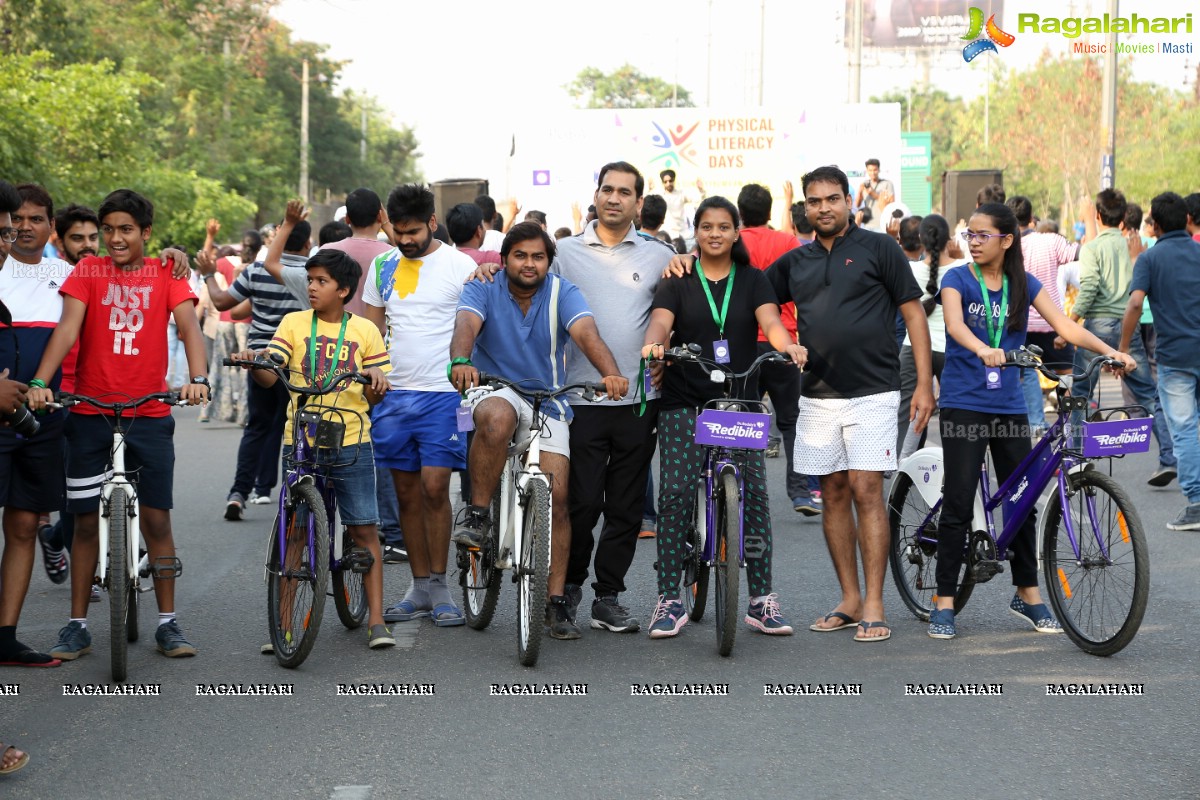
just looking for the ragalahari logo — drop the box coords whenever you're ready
[961,7,1015,62]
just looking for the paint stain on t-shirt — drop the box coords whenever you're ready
[393,259,422,300]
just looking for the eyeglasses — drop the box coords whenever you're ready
[0,228,16,243]
[959,230,1010,244]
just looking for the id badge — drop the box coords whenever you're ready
[713,339,731,364]
[985,366,1002,390]
[456,405,475,432]
[643,366,653,395]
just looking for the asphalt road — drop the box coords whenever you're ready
[3,405,1198,799]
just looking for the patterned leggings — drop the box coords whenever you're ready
[655,408,773,597]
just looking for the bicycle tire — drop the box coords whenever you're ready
[126,583,139,643]
[1042,469,1148,656]
[714,471,739,657]
[682,486,710,621]
[332,528,368,630]
[888,473,973,621]
[108,488,131,682]
[517,479,550,667]
[267,483,330,668]
[463,488,502,630]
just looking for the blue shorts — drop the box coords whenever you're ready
[66,413,174,512]
[283,443,378,527]
[0,413,65,512]
[370,390,467,472]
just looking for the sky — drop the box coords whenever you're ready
[272,0,1198,193]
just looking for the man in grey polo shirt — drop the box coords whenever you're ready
[559,161,673,634]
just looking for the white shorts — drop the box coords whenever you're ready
[794,391,900,475]
[474,387,571,457]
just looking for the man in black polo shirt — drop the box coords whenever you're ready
[765,165,934,642]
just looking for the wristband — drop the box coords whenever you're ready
[28,378,46,389]
[447,357,472,383]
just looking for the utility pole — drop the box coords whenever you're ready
[706,0,714,105]
[360,98,367,164]
[758,0,766,105]
[1099,0,1119,189]
[299,58,310,202]
[849,0,863,103]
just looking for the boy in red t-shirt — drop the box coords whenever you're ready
[28,189,210,660]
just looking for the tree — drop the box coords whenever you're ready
[566,64,694,109]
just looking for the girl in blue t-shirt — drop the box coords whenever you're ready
[931,203,1136,640]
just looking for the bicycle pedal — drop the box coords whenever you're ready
[970,560,1004,582]
[344,546,374,574]
[148,556,183,580]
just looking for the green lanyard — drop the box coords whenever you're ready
[695,260,736,338]
[970,263,1008,349]
[309,311,350,390]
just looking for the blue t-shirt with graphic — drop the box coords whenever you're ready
[938,265,1044,415]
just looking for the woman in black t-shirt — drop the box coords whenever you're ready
[640,196,806,639]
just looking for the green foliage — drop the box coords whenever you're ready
[567,64,694,109]
[0,0,420,252]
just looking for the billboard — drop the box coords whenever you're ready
[849,0,1004,48]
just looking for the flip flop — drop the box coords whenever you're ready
[853,620,892,642]
[0,648,62,668]
[0,743,29,775]
[809,611,860,632]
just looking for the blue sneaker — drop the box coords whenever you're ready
[49,621,92,660]
[745,593,794,634]
[383,598,431,622]
[155,620,197,657]
[648,595,687,639]
[1009,595,1063,633]
[928,608,956,639]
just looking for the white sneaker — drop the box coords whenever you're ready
[247,491,272,505]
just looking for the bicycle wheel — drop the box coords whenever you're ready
[682,485,709,621]
[714,471,740,657]
[108,488,131,682]
[462,488,502,630]
[1042,469,1148,656]
[267,483,330,668]
[332,528,368,630]
[888,473,973,621]
[516,479,550,667]
[125,583,139,643]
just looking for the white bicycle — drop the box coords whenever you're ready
[52,392,185,681]
[456,375,605,666]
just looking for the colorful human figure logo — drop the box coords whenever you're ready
[961,7,1015,62]
[649,121,700,168]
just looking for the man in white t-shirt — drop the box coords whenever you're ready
[364,184,477,627]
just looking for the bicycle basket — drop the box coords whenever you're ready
[1066,406,1152,458]
[694,408,771,450]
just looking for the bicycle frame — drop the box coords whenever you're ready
[96,424,140,586]
[699,447,746,565]
[492,401,550,575]
[268,416,342,583]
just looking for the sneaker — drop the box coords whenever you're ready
[381,545,408,563]
[367,624,396,649]
[1167,502,1200,531]
[1009,595,1063,633]
[450,505,490,548]
[547,595,581,640]
[225,492,245,521]
[744,593,794,634]
[1148,465,1178,487]
[648,595,687,639]
[811,490,823,507]
[38,524,69,585]
[928,608,956,639]
[89,585,101,603]
[638,519,656,539]
[247,490,272,505]
[765,441,780,458]
[49,621,92,660]
[564,583,583,621]
[591,595,640,633]
[792,496,821,517]
[155,620,198,657]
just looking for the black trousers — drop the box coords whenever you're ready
[936,408,1039,597]
[566,402,658,597]
[756,342,806,500]
[229,374,289,497]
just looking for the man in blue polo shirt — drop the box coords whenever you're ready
[448,222,628,639]
[1121,191,1200,530]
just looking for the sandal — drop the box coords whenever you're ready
[853,620,892,642]
[0,645,62,668]
[809,610,860,632]
[0,742,29,775]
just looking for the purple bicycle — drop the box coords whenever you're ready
[889,349,1150,656]
[225,355,375,668]
[662,344,790,657]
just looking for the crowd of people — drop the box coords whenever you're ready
[3,157,1200,772]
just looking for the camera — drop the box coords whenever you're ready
[2,404,41,437]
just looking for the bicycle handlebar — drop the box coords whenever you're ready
[1004,347,1126,385]
[659,343,791,380]
[475,373,608,402]
[50,391,185,412]
[223,356,370,396]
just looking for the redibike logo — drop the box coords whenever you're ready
[1093,431,1149,446]
[702,422,766,440]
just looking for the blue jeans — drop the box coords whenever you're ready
[1157,365,1200,503]
[1074,317,1175,467]
[376,464,403,547]
[1020,367,1047,432]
